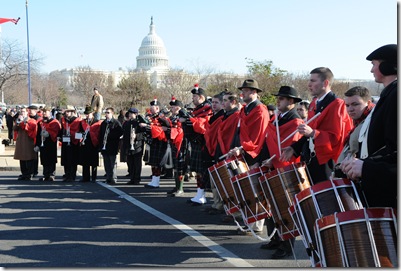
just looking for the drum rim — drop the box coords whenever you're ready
[262,162,306,178]
[316,207,396,230]
[230,166,269,182]
[295,178,353,201]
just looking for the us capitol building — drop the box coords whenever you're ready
[52,17,170,89]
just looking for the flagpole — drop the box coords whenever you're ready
[0,25,3,103]
[25,0,31,105]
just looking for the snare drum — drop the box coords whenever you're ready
[293,178,365,263]
[208,155,249,215]
[315,208,398,267]
[259,162,311,240]
[231,166,270,224]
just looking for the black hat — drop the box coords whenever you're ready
[169,96,184,107]
[191,84,206,96]
[84,105,93,114]
[366,44,397,76]
[150,98,160,106]
[27,105,38,110]
[128,107,139,114]
[273,86,302,103]
[238,79,263,93]
[267,104,276,111]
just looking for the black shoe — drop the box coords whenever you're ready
[106,179,117,185]
[79,179,90,182]
[260,241,281,250]
[127,180,140,185]
[144,184,159,188]
[62,178,73,182]
[167,188,178,195]
[271,248,291,259]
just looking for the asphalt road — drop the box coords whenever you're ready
[0,168,312,268]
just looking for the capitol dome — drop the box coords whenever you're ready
[136,17,169,72]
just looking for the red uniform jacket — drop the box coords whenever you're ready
[239,103,270,158]
[308,97,353,164]
[81,119,101,147]
[16,117,37,145]
[217,110,240,155]
[39,118,61,142]
[265,118,303,168]
[204,112,223,157]
[61,116,82,145]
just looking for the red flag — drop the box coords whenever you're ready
[0,17,20,25]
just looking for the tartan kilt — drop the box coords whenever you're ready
[189,142,204,174]
[147,139,167,167]
[173,138,189,174]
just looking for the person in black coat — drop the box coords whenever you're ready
[77,105,101,182]
[99,107,123,185]
[121,108,145,185]
[340,44,397,208]
[34,107,61,181]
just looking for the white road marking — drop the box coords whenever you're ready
[100,182,254,268]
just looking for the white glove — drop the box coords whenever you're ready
[33,146,40,152]
[41,130,49,137]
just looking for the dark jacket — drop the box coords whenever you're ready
[361,80,397,208]
[99,118,123,155]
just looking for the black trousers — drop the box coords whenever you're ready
[127,153,143,181]
[20,160,34,178]
[43,163,56,178]
[64,164,77,181]
[82,165,97,182]
[306,156,334,185]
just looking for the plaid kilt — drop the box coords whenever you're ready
[147,139,167,167]
[189,142,204,174]
[173,137,189,174]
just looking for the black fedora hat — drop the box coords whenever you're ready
[238,79,263,93]
[273,86,302,103]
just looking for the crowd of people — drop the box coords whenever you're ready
[0,44,397,265]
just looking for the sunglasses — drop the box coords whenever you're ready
[105,112,112,114]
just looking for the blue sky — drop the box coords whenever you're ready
[1,0,398,80]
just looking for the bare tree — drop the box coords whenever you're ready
[0,39,43,103]
[159,68,198,105]
[72,65,108,100]
[116,71,153,111]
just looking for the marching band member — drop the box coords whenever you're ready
[340,44,397,208]
[202,93,225,208]
[121,107,145,185]
[258,86,304,259]
[166,97,188,197]
[335,86,374,177]
[35,106,61,182]
[141,98,167,188]
[28,105,41,178]
[99,107,123,185]
[77,105,101,182]
[211,91,241,218]
[179,84,213,205]
[60,105,81,182]
[281,67,352,184]
[227,79,270,235]
[13,106,37,181]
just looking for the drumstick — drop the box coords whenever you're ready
[280,112,321,144]
[219,146,243,160]
[274,110,281,155]
[261,154,276,167]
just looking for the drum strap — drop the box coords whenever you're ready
[358,107,375,159]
